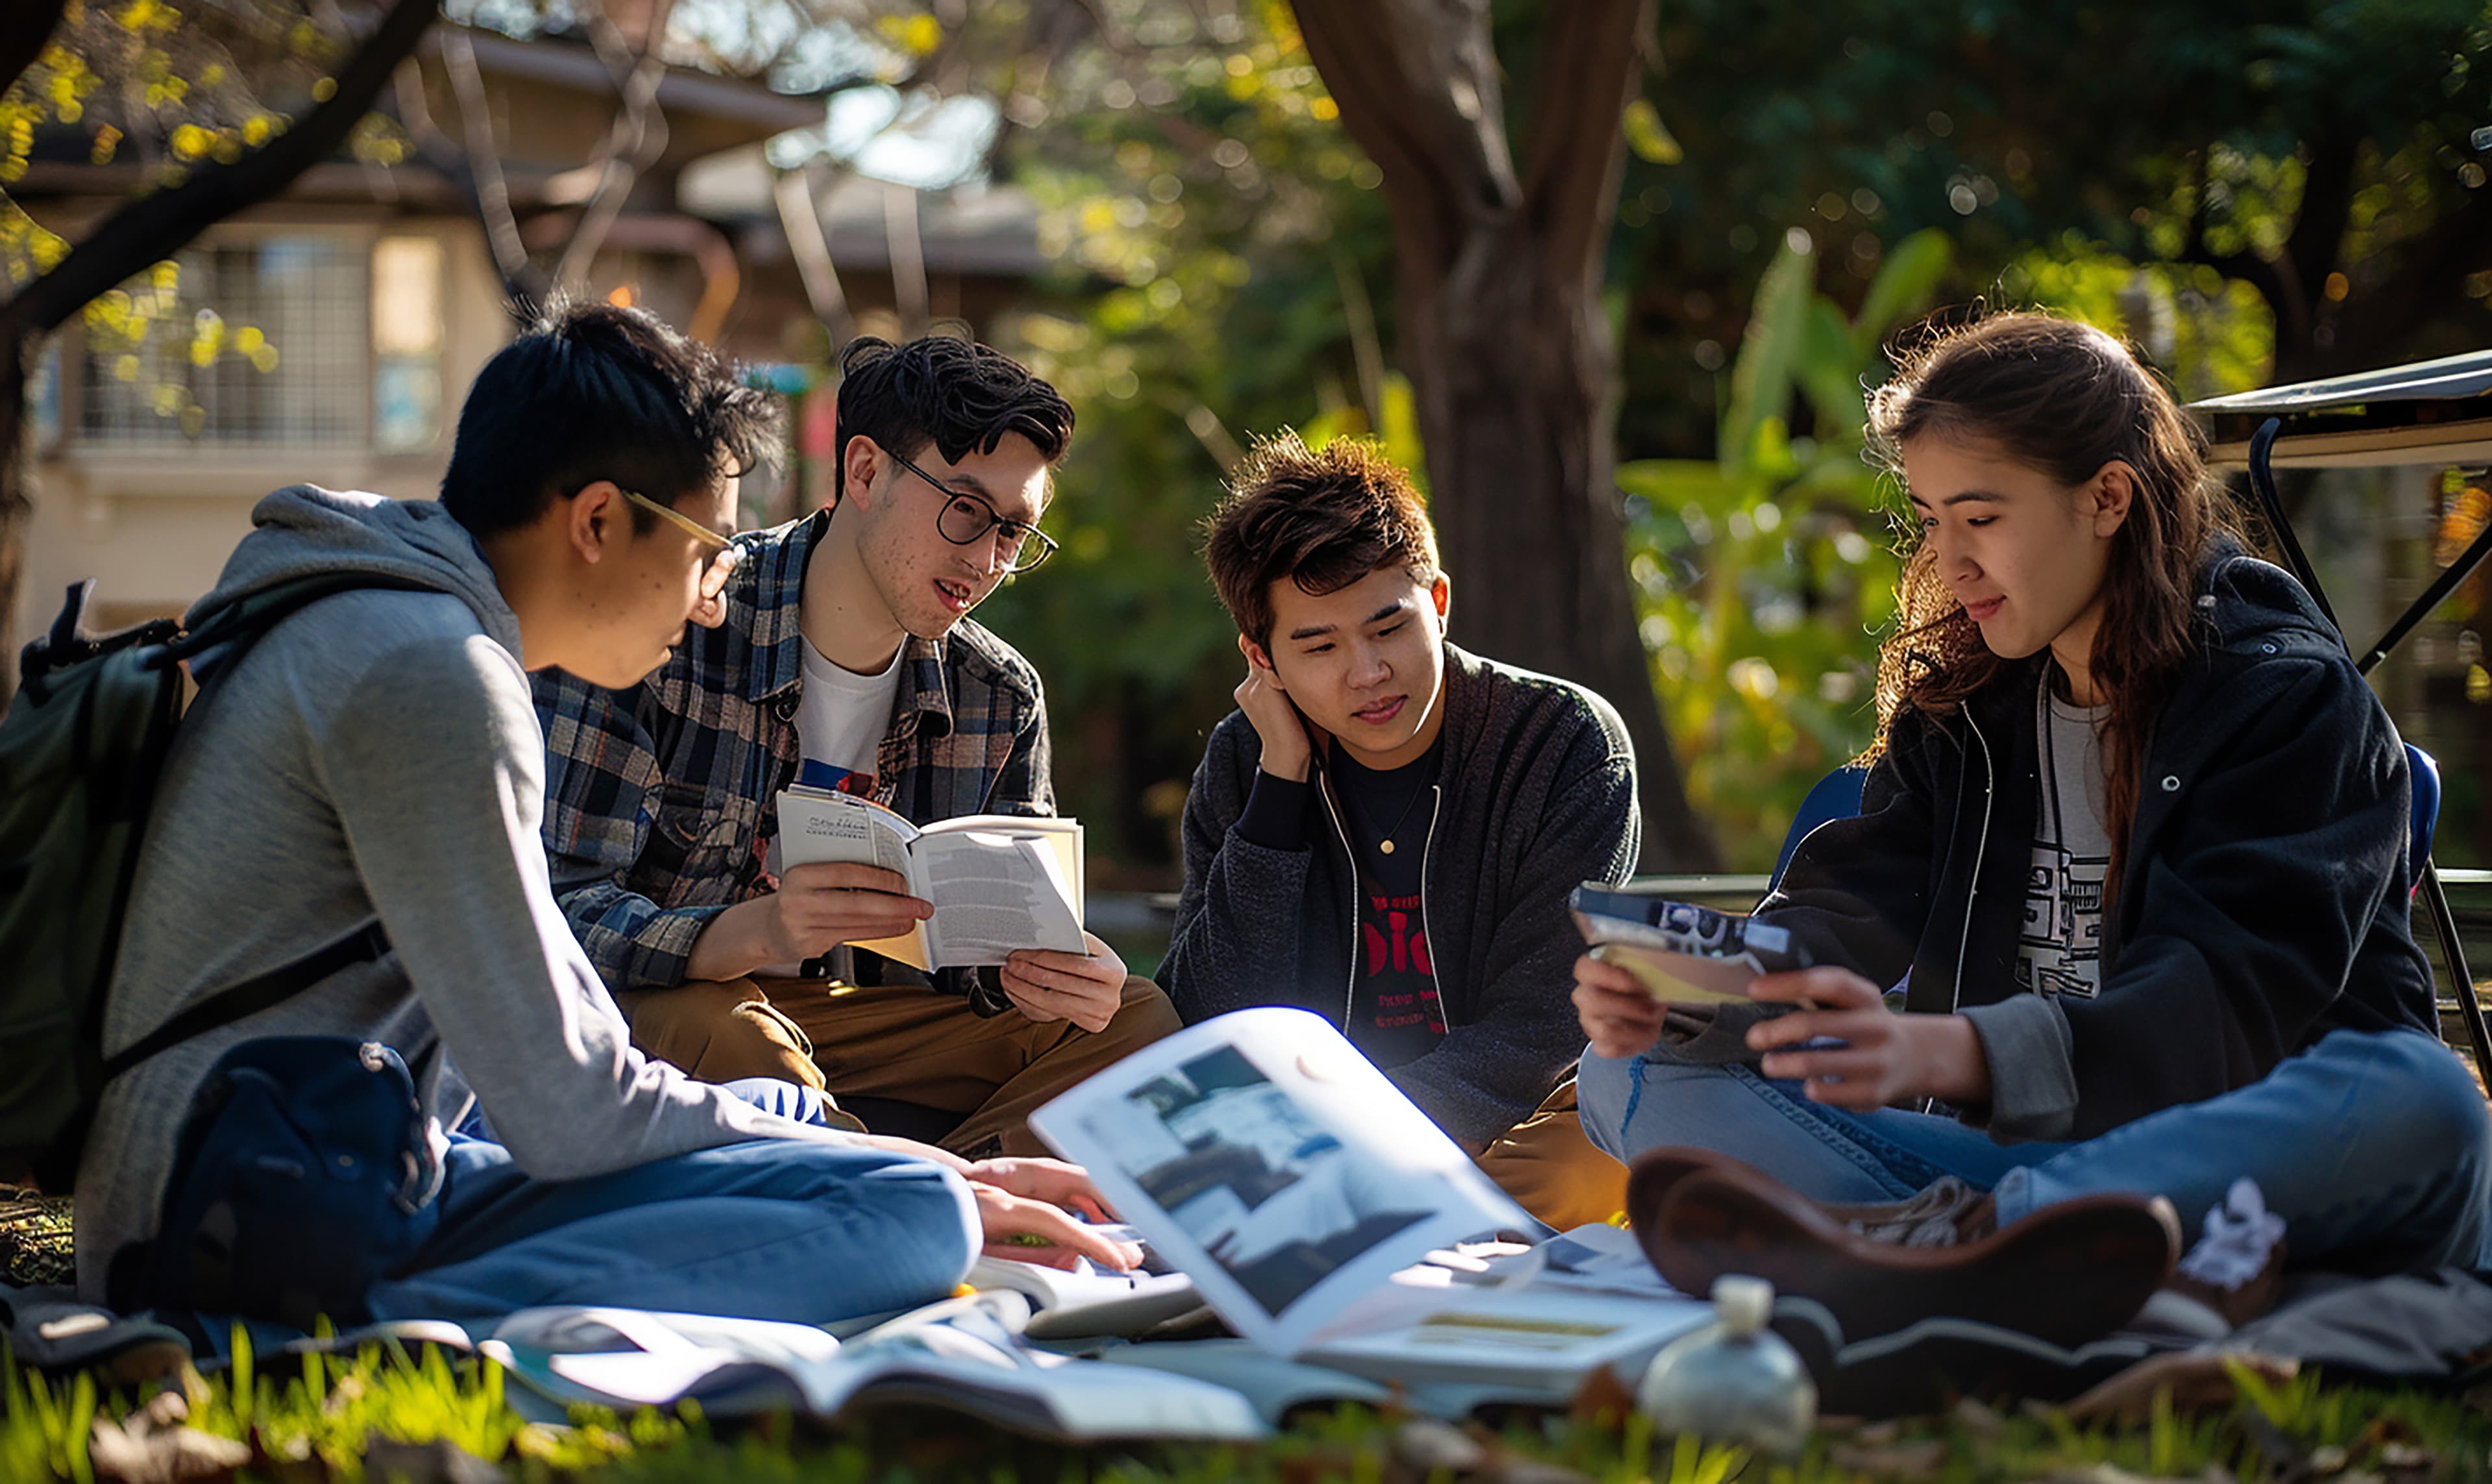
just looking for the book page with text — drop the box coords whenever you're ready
[917,831,1087,966]
[777,789,920,882]
[776,788,934,969]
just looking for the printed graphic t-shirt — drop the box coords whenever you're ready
[1328,738,1448,1067]
[794,635,904,797]
[2016,682,2114,999]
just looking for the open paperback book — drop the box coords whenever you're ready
[776,786,1085,969]
[966,1245,1202,1340]
[1029,1008,1712,1405]
[478,1292,1264,1442]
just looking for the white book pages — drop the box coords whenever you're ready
[482,1296,1264,1442]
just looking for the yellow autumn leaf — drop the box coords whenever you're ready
[1623,98,1681,165]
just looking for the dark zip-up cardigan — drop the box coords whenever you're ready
[1158,644,1641,1147]
[1755,548,2436,1141]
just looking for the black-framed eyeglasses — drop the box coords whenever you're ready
[885,447,1059,574]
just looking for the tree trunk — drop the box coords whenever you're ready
[1293,0,1718,868]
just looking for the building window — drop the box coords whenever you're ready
[80,235,368,448]
[372,235,445,454]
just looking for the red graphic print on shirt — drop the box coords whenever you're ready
[1360,891,1446,1049]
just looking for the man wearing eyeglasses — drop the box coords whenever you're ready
[535,334,1180,1160]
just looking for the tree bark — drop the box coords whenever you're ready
[1291,0,1719,868]
[0,0,443,711]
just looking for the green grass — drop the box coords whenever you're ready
[8,1332,2491,1483]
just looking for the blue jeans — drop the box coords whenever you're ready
[1578,1027,2492,1275]
[173,1077,980,1331]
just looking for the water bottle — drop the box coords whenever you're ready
[1635,1274,1816,1458]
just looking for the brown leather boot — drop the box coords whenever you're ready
[1630,1151,2180,1348]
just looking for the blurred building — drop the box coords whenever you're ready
[13,19,1047,635]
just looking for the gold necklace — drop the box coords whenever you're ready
[1373,780,1429,855]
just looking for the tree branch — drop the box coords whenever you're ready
[439,25,541,310]
[1517,0,1652,281]
[552,0,679,289]
[0,0,70,106]
[1290,0,1517,292]
[0,0,443,339]
[2278,130,2359,336]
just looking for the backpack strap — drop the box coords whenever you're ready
[164,570,442,667]
[87,570,435,1082]
[101,920,391,1084]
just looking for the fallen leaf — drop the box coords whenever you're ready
[360,1436,507,1484]
[88,1395,250,1484]
[1828,1438,1949,1478]
[1394,1418,1487,1475]
[1570,1367,1637,1429]
[2064,1351,2301,1424]
[1480,1461,1596,1484]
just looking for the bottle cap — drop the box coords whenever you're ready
[1711,1274,1774,1335]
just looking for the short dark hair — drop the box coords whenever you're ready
[833,335,1075,504]
[1201,432,1441,650]
[440,296,780,538]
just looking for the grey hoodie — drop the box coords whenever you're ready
[75,487,911,1300]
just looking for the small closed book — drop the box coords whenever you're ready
[776,786,1086,969]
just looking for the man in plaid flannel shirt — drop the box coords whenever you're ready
[534,335,1178,1159]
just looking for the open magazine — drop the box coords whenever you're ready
[1029,1008,1712,1404]
[776,786,1085,969]
[1570,885,1810,1004]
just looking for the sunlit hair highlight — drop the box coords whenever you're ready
[1201,432,1441,651]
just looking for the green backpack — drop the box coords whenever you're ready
[0,575,405,1191]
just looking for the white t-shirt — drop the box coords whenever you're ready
[795,635,903,797]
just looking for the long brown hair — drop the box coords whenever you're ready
[1863,312,2239,897]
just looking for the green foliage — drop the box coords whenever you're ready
[1611,0,2492,463]
[2001,242,2278,404]
[1624,228,1949,870]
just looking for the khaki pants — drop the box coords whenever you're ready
[618,974,1182,1159]
[1476,1078,1631,1232]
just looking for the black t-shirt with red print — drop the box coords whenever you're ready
[1328,739,1447,1067]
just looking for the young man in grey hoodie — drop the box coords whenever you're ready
[78,300,1132,1328]
[1160,433,1642,1230]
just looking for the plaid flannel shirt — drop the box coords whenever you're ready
[533,507,1054,1008]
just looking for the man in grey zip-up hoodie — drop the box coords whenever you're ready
[1160,433,1640,1230]
[79,300,1130,1324]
